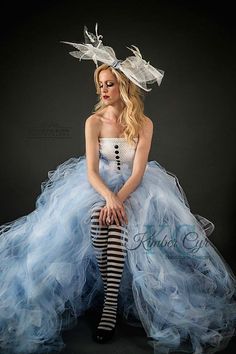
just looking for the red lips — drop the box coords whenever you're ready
[103,95,110,99]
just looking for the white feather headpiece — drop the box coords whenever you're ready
[61,23,164,92]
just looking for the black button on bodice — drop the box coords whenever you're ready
[114,145,119,148]
[115,150,119,154]
[117,167,120,170]
[115,156,120,159]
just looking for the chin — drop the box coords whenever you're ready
[105,101,114,106]
[103,99,111,104]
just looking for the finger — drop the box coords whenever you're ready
[99,208,105,226]
[118,207,127,225]
[102,209,108,225]
[115,208,124,225]
[108,208,115,225]
[105,209,110,225]
[107,214,114,225]
[97,208,101,225]
[105,208,112,225]
[112,210,120,226]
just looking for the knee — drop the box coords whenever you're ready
[108,224,128,242]
[91,206,103,219]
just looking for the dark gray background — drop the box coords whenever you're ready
[0,1,236,353]
[0,0,235,274]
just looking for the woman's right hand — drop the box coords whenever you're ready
[99,192,128,226]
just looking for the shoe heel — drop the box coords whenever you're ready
[93,326,116,343]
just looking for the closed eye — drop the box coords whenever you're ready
[99,82,114,88]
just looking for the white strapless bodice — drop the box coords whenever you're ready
[99,137,138,171]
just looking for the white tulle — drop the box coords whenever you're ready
[0,138,236,354]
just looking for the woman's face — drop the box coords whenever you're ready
[98,68,121,105]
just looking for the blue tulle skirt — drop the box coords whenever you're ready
[0,153,236,354]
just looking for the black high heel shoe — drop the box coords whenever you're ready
[92,326,116,343]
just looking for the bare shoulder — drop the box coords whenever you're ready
[138,115,153,139]
[85,114,101,135]
[143,115,153,129]
[85,113,101,126]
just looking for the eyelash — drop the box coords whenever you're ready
[99,83,113,88]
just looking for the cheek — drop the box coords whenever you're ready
[112,86,120,96]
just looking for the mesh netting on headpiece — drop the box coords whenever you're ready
[60,23,164,92]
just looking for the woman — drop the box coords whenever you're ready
[0,24,236,354]
[88,63,153,343]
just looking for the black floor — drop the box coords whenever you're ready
[59,309,152,354]
[54,310,236,354]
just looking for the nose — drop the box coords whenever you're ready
[101,85,108,93]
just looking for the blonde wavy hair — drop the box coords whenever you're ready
[93,63,147,146]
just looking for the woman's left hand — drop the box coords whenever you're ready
[99,205,114,226]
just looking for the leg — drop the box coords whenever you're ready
[90,206,109,298]
[96,222,128,336]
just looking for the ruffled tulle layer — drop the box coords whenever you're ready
[0,154,236,354]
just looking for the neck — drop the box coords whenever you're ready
[103,101,125,122]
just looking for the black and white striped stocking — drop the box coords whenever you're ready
[90,206,109,295]
[90,206,128,331]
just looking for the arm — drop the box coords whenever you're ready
[116,117,153,203]
[85,115,113,200]
[85,115,128,226]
